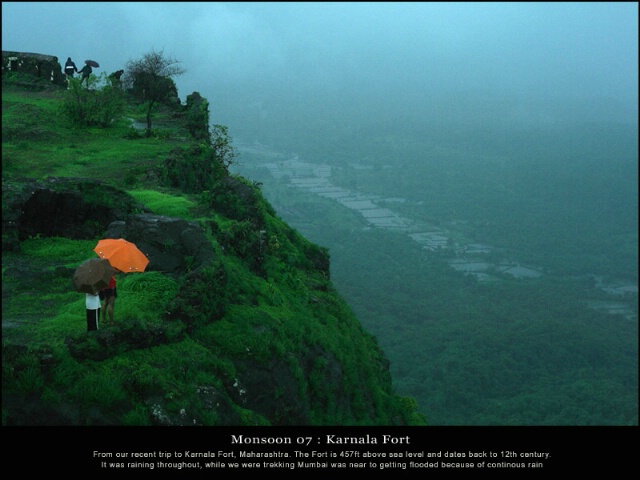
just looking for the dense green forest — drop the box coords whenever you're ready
[231,107,638,426]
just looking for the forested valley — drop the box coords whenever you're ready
[228,92,638,425]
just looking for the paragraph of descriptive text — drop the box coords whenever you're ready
[92,449,551,471]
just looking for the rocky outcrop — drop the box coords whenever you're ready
[2,177,144,251]
[2,176,216,278]
[185,91,210,140]
[2,51,66,87]
[105,214,216,277]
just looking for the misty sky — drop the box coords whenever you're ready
[2,2,638,135]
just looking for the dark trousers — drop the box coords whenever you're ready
[87,308,101,331]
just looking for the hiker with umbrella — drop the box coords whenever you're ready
[94,238,149,326]
[86,291,101,331]
[79,59,99,87]
[73,239,148,331]
[99,269,120,325]
[73,258,116,331]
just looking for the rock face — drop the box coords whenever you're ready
[105,214,216,277]
[2,51,66,87]
[185,91,210,140]
[2,177,142,251]
[2,177,215,278]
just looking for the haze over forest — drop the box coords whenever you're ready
[3,2,637,138]
[3,2,638,425]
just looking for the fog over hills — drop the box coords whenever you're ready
[3,2,638,428]
[3,2,637,143]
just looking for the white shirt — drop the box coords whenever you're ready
[86,293,101,310]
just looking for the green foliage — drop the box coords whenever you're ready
[254,155,638,426]
[236,407,271,426]
[206,176,272,230]
[121,404,152,425]
[20,236,96,264]
[60,74,125,127]
[70,369,127,407]
[15,366,43,392]
[2,86,184,182]
[185,92,210,140]
[329,123,639,279]
[2,81,421,427]
[124,49,185,133]
[132,74,178,105]
[217,220,264,273]
[128,189,197,218]
[124,126,145,139]
[162,144,227,193]
[161,127,238,197]
[116,272,180,327]
[210,124,238,168]
[167,263,229,328]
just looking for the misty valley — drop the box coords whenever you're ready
[3,5,639,476]
[231,117,638,425]
[234,144,636,312]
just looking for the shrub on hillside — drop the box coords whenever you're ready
[166,263,229,330]
[61,73,125,127]
[162,144,227,193]
[185,92,210,140]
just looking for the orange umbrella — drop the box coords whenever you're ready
[94,238,149,273]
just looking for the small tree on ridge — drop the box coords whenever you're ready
[124,49,185,136]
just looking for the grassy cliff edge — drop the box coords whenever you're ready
[1,63,425,426]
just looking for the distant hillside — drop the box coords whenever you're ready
[1,52,424,426]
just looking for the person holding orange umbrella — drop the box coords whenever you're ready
[94,239,148,326]
[99,271,119,325]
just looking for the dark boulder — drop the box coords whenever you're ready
[105,214,215,277]
[2,177,143,251]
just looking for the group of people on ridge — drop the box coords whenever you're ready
[64,57,124,89]
[64,57,92,87]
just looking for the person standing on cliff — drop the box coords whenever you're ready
[64,57,78,88]
[99,273,118,325]
[79,63,92,87]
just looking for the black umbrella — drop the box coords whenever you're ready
[85,59,100,68]
[73,258,115,294]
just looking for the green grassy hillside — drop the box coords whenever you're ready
[1,70,424,426]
